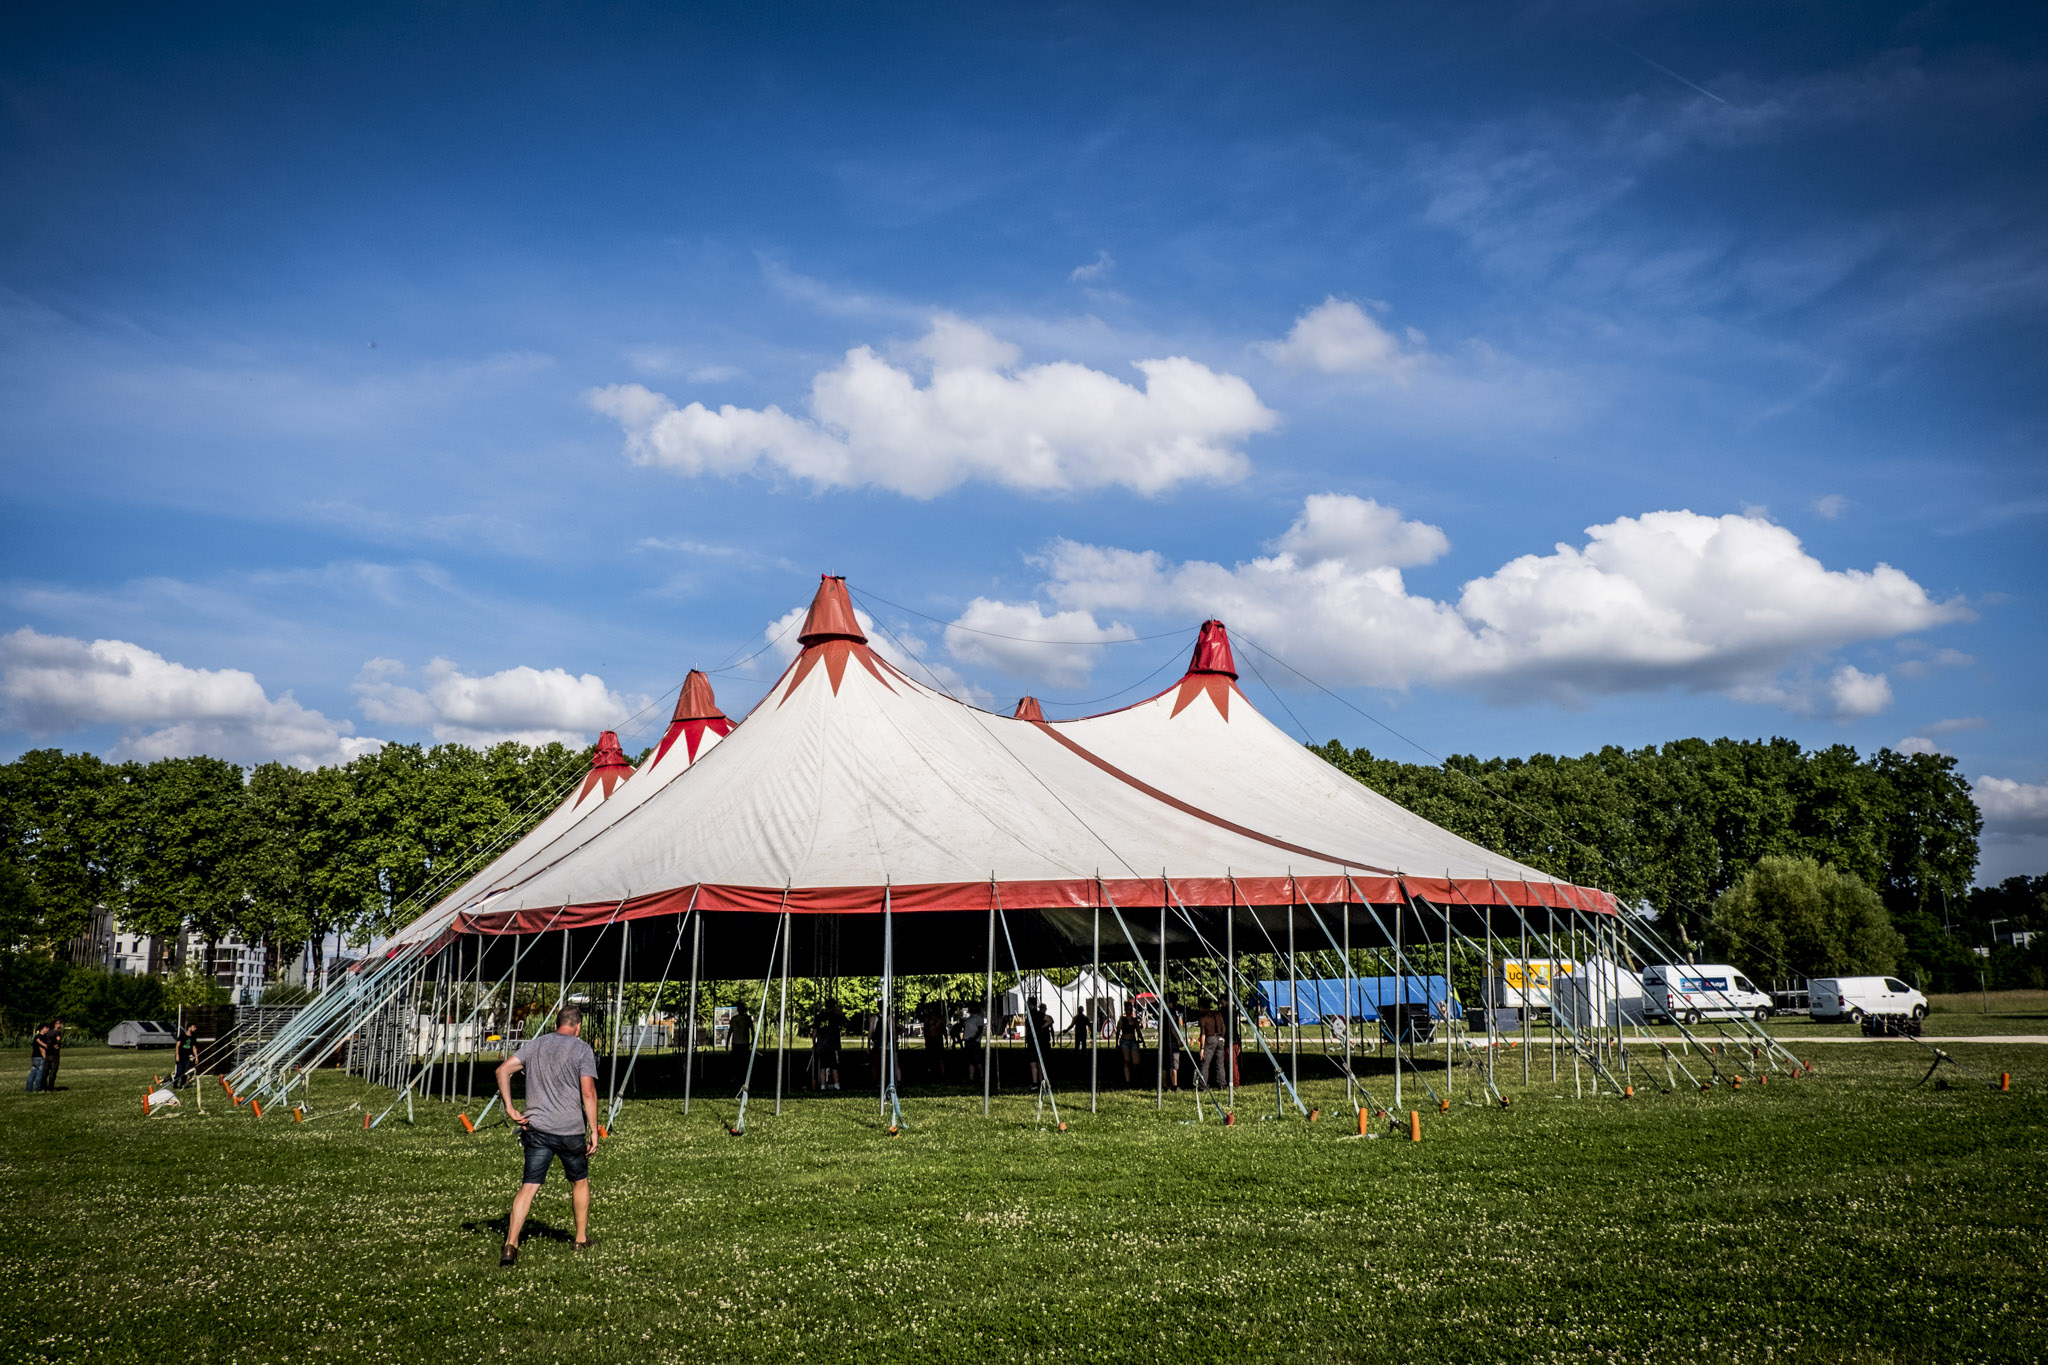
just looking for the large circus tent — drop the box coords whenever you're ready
[231,573,1755,1129]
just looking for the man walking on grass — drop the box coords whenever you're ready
[495,1004,600,1267]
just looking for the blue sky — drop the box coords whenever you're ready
[3,1,2044,878]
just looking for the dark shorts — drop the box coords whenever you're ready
[520,1127,590,1185]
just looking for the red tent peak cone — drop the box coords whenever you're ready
[1013,696,1046,722]
[575,729,635,804]
[1170,621,1241,720]
[652,670,737,767]
[671,669,727,723]
[797,575,867,646]
[1187,620,1238,679]
[590,730,633,772]
[780,575,898,703]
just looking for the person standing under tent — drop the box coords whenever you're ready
[922,1002,948,1080]
[728,1001,755,1082]
[1025,998,1055,1086]
[812,1000,846,1091]
[1115,1004,1143,1085]
[1160,997,1184,1091]
[173,1023,200,1088]
[1071,1010,1090,1050]
[1198,999,1231,1092]
[960,1003,987,1085]
[494,1004,600,1267]
[26,1019,53,1093]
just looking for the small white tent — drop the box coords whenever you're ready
[1001,969,1127,1033]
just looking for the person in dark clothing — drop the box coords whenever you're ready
[1116,1005,1143,1084]
[1159,998,1184,1091]
[1198,999,1230,1091]
[922,1003,948,1080]
[1025,999,1055,1086]
[173,1024,201,1088]
[1071,1011,1090,1049]
[39,1018,63,1091]
[728,1003,754,1053]
[27,1021,53,1093]
[812,1001,845,1091]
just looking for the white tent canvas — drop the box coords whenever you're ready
[1000,969,1128,1032]
[445,577,1615,942]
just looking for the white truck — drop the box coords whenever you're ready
[1809,976,1928,1022]
[1640,964,1772,1024]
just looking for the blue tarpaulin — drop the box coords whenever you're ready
[1255,976,1462,1024]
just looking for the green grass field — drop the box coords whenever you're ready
[4,1036,2044,1365]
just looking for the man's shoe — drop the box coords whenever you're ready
[499,1244,518,1268]
[572,1238,597,1254]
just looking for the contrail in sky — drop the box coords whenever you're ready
[1598,32,1729,105]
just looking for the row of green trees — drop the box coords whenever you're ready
[0,741,590,1031]
[1314,737,2032,989]
[1,732,2037,1035]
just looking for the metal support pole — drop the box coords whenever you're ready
[1485,902,1495,1095]
[1342,897,1354,1112]
[983,894,995,1117]
[506,933,520,1060]
[465,937,480,1100]
[1570,913,1582,1099]
[880,888,892,1119]
[775,908,791,1116]
[1393,892,1403,1113]
[1090,903,1100,1114]
[1225,895,1236,1110]
[608,920,629,1117]
[1444,896,1453,1098]
[1520,895,1531,1086]
[1157,895,1167,1110]
[683,913,702,1115]
[1287,893,1298,1088]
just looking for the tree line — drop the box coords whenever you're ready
[0,741,588,1033]
[2,731,2041,1036]
[1313,736,2041,991]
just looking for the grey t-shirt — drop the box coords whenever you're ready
[514,1031,597,1136]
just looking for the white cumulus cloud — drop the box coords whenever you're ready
[1974,777,2048,836]
[1262,298,1429,381]
[354,658,642,747]
[0,627,379,767]
[967,496,1966,716]
[587,315,1275,498]
[943,600,1138,689]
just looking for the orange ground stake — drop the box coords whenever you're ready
[142,1097,151,1117]
[458,1113,475,1133]
[361,1112,371,1130]
[2002,1072,2011,1091]
[1223,1111,1236,1126]
[251,1100,263,1118]
[1408,1110,1421,1143]
[1437,1098,1449,1113]
[596,1125,609,1139]
[1308,1107,1320,1123]
[1356,1106,1369,1136]
[293,1107,304,1123]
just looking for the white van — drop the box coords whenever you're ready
[1809,976,1927,1022]
[1641,964,1772,1024]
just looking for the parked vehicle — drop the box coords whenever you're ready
[1640,964,1772,1024]
[1810,976,1927,1023]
